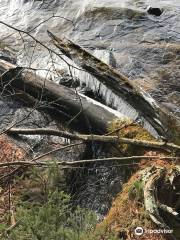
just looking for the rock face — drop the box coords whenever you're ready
[1,1,179,119]
[70,5,180,119]
[0,49,16,64]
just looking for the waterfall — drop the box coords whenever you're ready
[0,0,179,138]
[8,0,32,15]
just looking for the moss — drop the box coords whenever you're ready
[152,102,180,145]
[0,42,6,50]
[83,7,145,21]
[95,164,169,240]
[95,172,146,238]
[128,179,144,203]
[0,42,12,51]
[108,118,155,156]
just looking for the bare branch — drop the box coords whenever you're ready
[0,156,178,168]
[8,127,180,152]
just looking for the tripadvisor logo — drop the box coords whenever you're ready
[134,226,173,236]
[134,227,144,236]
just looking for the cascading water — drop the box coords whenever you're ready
[0,0,179,133]
[0,0,179,216]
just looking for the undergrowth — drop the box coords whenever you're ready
[0,164,101,240]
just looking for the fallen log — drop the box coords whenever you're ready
[0,59,124,133]
[143,167,180,240]
[47,31,180,142]
[23,161,180,239]
[8,127,180,152]
[94,164,180,239]
[143,168,168,228]
[158,204,179,219]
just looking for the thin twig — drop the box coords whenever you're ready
[0,142,83,183]
[0,156,178,168]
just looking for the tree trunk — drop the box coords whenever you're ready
[47,31,180,142]
[0,59,123,133]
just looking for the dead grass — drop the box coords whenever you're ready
[0,134,25,225]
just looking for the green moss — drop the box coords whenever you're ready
[0,42,7,50]
[95,172,143,238]
[128,179,144,203]
[108,118,155,156]
[84,7,145,20]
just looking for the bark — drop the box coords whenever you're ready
[143,168,168,228]
[158,204,179,218]
[8,127,180,152]
[143,167,180,240]
[48,31,180,141]
[0,59,122,133]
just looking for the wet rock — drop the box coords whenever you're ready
[8,108,50,151]
[0,99,86,161]
[0,48,16,64]
[13,108,50,128]
[0,99,20,130]
[167,91,180,105]
[11,108,86,161]
[161,102,180,117]
[22,0,30,3]
[82,7,145,21]
[69,163,129,215]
